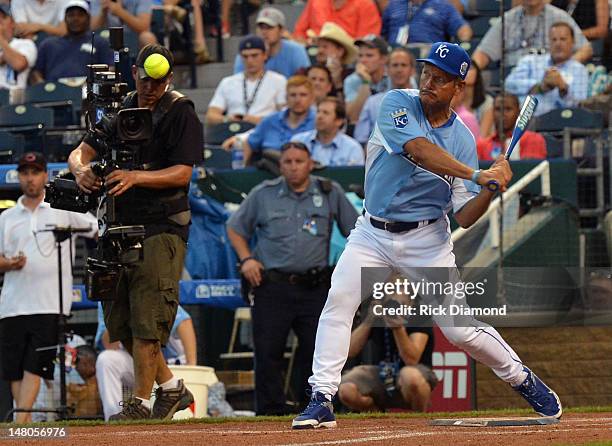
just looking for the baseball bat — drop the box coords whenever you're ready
[486,95,539,192]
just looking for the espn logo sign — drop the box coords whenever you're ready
[432,352,468,399]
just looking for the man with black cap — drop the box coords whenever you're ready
[68,44,203,420]
[207,35,287,126]
[0,152,96,423]
[292,42,562,429]
[30,0,114,83]
[227,141,358,415]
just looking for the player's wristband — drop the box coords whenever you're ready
[471,169,481,184]
[240,256,255,266]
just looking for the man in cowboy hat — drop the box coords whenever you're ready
[313,22,358,94]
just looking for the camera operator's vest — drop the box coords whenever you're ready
[114,90,193,227]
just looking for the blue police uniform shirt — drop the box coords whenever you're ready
[34,33,114,81]
[382,0,467,45]
[248,107,316,152]
[94,303,191,352]
[365,88,480,222]
[233,39,311,78]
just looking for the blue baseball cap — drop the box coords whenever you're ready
[239,35,266,53]
[0,4,11,17]
[417,42,471,80]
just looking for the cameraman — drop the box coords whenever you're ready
[68,44,203,420]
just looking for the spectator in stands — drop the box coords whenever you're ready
[95,304,197,421]
[0,4,37,91]
[227,142,358,414]
[472,0,592,69]
[551,0,610,40]
[292,97,365,166]
[314,22,358,94]
[344,35,390,124]
[30,0,113,84]
[306,64,338,101]
[381,0,472,46]
[477,93,547,160]
[354,47,415,145]
[233,7,311,78]
[338,296,437,412]
[462,62,495,138]
[207,35,287,126]
[451,91,480,140]
[293,0,382,42]
[10,0,68,37]
[0,152,97,423]
[505,22,589,116]
[90,0,156,58]
[67,345,102,418]
[222,75,316,165]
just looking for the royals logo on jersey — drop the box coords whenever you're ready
[392,108,409,129]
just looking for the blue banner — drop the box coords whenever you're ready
[71,279,244,311]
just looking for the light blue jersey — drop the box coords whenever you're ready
[364,89,480,222]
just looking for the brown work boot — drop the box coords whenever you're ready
[108,398,151,421]
[152,379,194,420]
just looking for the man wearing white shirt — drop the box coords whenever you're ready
[10,0,68,37]
[292,97,365,167]
[506,22,589,116]
[206,35,287,126]
[0,5,37,91]
[0,152,97,423]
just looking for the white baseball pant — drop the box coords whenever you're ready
[309,214,524,396]
[96,349,135,420]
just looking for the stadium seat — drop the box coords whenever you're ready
[0,104,54,128]
[0,131,25,163]
[205,121,255,145]
[534,108,604,132]
[472,0,512,16]
[469,17,499,38]
[23,82,83,126]
[0,89,8,106]
[0,104,54,152]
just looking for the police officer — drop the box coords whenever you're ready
[68,44,203,420]
[227,141,358,415]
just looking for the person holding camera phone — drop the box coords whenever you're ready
[338,294,437,413]
[68,44,203,420]
[0,152,97,423]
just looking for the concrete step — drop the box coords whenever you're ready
[174,62,234,89]
[270,2,306,33]
[180,87,216,114]
[209,35,244,64]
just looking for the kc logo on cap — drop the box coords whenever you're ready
[416,41,471,80]
[435,44,450,58]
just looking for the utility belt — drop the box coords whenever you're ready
[114,189,191,226]
[266,267,332,288]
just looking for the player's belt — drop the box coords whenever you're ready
[364,210,437,233]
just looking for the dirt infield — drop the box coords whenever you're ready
[2,411,611,445]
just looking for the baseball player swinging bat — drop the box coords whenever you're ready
[486,95,539,192]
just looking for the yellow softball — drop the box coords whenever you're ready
[144,53,170,79]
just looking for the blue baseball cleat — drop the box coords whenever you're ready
[291,392,337,429]
[513,366,562,419]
